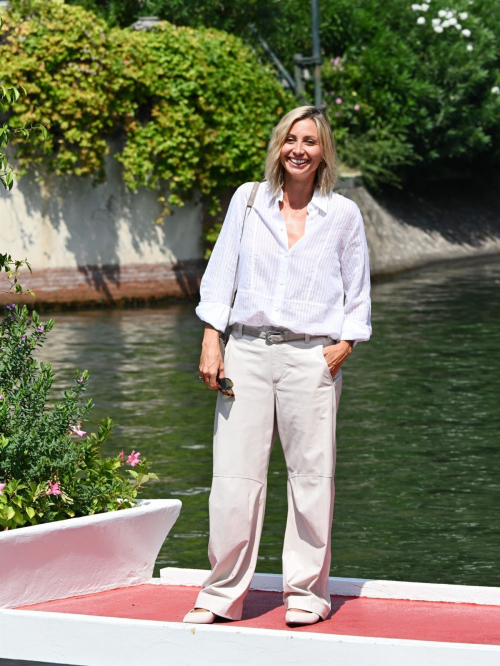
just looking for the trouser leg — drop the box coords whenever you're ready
[277,339,342,620]
[195,333,277,620]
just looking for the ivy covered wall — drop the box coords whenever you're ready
[0,0,292,254]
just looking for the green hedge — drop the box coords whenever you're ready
[0,0,292,229]
[68,0,500,186]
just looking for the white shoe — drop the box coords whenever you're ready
[285,610,320,626]
[182,608,216,624]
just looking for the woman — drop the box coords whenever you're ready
[184,106,371,626]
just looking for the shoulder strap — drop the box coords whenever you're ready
[226,181,260,330]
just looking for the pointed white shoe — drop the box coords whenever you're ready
[285,610,320,626]
[183,609,216,624]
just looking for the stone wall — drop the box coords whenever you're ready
[337,177,500,278]
[1,160,499,307]
[0,148,205,306]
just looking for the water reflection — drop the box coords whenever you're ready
[41,259,500,585]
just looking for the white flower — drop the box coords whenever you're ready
[446,10,455,18]
[459,12,468,20]
[448,17,457,25]
[467,44,473,51]
[432,18,441,25]
[461,28,471,37]
[421,3,430,10]
[438,9,447,17]
[411,3,422,9]
[455,23,462,30]
[434,25,444,32]
[441,19,451,27]
[491,86,500,94]
[417,16,426,24]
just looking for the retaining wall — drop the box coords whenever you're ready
[1,161,499,307]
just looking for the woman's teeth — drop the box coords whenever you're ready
[289,158,308,165]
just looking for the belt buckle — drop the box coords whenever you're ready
[265,329,284,344]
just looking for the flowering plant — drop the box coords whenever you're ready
[319,0,500,186]
[0,304,157,530]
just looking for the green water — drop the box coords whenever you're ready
[41,258,500,586]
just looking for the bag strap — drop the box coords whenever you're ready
[224,181,260,336]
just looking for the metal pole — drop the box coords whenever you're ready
[248,24,296,92]
[311,0,322,107]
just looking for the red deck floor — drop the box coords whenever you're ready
[18,584,500,646]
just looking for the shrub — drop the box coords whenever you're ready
[321,0,500,185]
[65,0,500,186]
[0,0,292,220]
[0,303,157,530]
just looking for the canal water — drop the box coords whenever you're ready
[41,258,500,586]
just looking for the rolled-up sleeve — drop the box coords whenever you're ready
[338,206,372,345]
[195,184,249,332]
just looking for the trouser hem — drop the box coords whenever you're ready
[194,591,243,621]
[284,595,331,620]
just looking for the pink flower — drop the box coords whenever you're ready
[126,450,141,467]
[354,104,360,111]
[335,112,342,118]
[120,449,124,461]
[335,97,342,104]
[0,483,5,495]
[76,377,84,384]
[48,481,61,496]
[36,325,45,333]
[0,394,3,400]
[69,422,86,437]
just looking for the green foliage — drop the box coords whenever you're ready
[1,1,292,221]
[67,0,500,185]
[0,19,49,192]
[0,253,34,296]
[0,303,157,530]
[320,0,500,184]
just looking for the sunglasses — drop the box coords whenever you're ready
[217,377,235,397]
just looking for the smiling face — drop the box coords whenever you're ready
[279,118,323,184]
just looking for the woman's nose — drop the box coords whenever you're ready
[292,143,305,155]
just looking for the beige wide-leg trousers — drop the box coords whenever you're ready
[195,325,342,620]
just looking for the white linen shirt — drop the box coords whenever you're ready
[195,181,372,344]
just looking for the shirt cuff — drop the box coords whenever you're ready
[339,320,372,346]
[195,301,231,334]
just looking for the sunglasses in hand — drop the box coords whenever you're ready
[217,377,235,397]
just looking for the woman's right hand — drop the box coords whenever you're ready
[199,324,225,391]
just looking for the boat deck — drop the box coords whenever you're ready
[17,583,500,646]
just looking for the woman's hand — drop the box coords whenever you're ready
[199,324,225,390]
[323,340,354,377]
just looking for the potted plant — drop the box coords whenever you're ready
[0,304,181,608]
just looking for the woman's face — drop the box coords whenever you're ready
[280,118,323,183]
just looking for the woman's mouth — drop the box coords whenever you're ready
[287,157,309,168]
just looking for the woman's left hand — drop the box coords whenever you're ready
[323,340,354,377]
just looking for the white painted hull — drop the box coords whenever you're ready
[0,498,181,608]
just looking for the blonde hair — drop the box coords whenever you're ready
[265,106,337,197]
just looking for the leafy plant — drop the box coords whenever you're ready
[67,0,500,185]
[1,0,292,229]
[0,19,49,192]
[0,303,157,530]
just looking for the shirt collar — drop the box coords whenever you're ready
[268,184,329,214]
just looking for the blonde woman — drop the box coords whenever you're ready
[184,106,371,626]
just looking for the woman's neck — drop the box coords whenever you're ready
[282,173,315,209]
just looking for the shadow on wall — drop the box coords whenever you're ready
[336,175,500,278]
[12,139,204,296]
[374,178,500,247]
